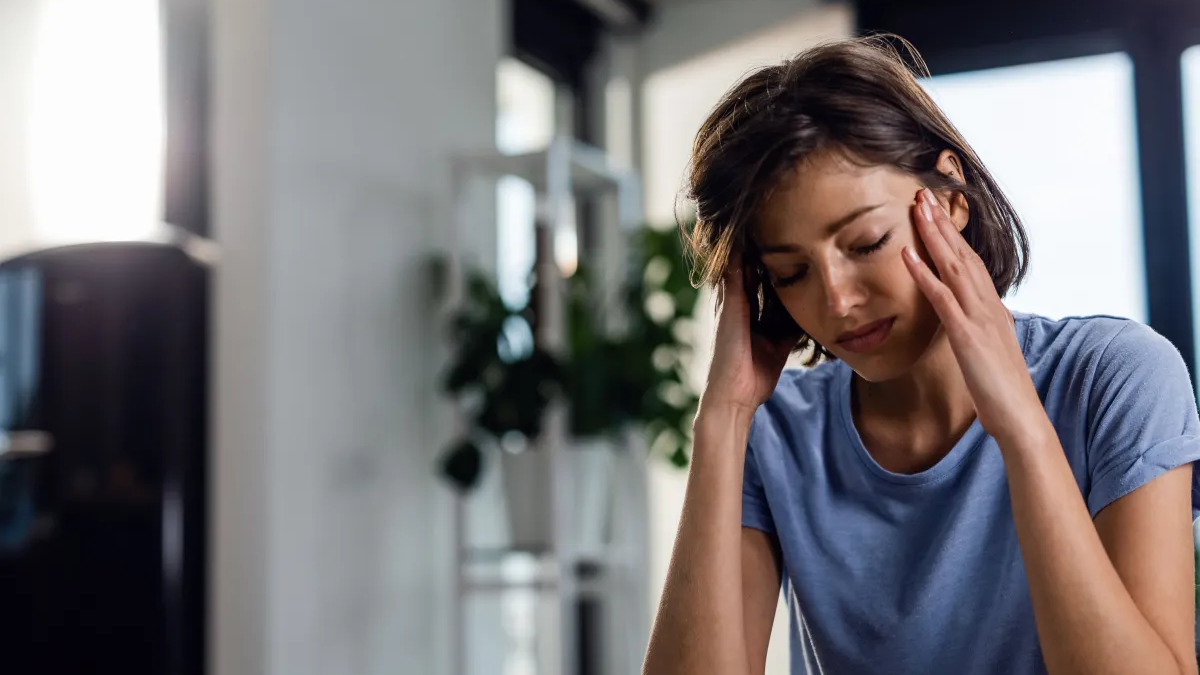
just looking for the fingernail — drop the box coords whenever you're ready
[923,188,937,202]
[919,200,933,221]
[903,246,919,264]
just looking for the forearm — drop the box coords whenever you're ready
[643,404,755,675]
[999,419,1191,675]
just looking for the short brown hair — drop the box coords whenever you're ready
[682,34,1029,365]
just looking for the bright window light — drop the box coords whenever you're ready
[28,0,164,244]
[1183,46,1200,387]
[496,58,556,308]
[924,53,1146,322]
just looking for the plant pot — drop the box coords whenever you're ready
[498,440,617,555]
[570,437,616,557]
[500,449,554,551]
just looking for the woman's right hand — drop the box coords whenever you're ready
[700,262,798,420]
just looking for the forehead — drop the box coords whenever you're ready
[757,153,917,243]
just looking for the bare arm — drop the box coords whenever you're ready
[1002,422,1197,675]
[903,182,1199,675]
[642,253,796,675]
[743,528,784,675]
[642,407,782,675]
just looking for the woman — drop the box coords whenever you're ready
[643,36,1200,675]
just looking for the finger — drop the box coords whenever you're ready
[913,189,979,304]
[912,190,957,272]
[922,189,970,254]
[922,189,989,285]
[921,189,1010,321]
[903,244,966,331]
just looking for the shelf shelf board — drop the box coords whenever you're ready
[456,136,637,196]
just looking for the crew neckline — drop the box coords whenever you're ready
[835,312,1031,486]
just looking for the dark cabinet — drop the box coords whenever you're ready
[0,243,208,675]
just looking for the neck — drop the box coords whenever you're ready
[856,310,1014,426]
[849,327,974,474]
[855,328,972,426]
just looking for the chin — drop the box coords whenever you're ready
[839,353,912,383]
[832,326,928,383]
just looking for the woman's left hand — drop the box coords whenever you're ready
[902,188,1046,445]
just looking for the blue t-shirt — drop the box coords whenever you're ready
[743,312,1200,675]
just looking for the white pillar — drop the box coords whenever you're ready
[211,1,502,674]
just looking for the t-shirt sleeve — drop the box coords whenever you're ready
[1085,321,1200,518]
[743,424,776,535]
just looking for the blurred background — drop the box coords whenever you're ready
[0,0,1198,674]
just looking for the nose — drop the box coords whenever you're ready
[819,261,862,318]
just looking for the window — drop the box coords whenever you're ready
[923,53,1146,322]
[28,0,164,244]
[0,0,163,257]
[1182,45,1200,386]
[496,58,556,309]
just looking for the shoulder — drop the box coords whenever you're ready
[1016,311,1140,354]
[1016,311,1194,422]
[1019,314,1200,515]
[1015,311,1178,374]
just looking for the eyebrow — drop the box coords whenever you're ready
[760,203,885,254]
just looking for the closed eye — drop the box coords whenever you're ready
[774,267,807,287]
[771,231,892,288]
[854,231,892,255]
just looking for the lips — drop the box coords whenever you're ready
[835,316,897,354]
[836,317,896,343]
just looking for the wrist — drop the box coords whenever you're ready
[994,412,1057,458]
[694,397,757,435]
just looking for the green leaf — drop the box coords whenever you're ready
[668,445,689,469]
[437,219,704,491]
[439,439,484,492]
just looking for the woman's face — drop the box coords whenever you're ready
[756,151,967,382]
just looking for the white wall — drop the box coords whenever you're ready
[641,3,852,224]
[211,2,502,675]
[638,0,842,80]
[0,0,38,259]
[636,5,853,675]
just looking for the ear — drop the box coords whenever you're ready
[934,149,969,233]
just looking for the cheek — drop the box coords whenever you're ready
[881,225,931,289]
[864,246,919,296]
[770,284,828,343]
[771,284,813,322]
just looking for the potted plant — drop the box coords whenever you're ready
[437,225,700,549]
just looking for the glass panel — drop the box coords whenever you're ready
[496,58,556,310]
[924,53,1146,322]
[1182,46,1200,387]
